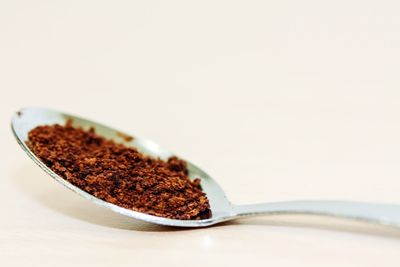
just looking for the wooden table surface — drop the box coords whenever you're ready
[1,1,400,266]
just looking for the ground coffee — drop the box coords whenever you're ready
[27,121,211,220]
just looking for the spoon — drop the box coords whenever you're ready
[11,107,400,228]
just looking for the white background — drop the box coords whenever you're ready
[1,1,400,266]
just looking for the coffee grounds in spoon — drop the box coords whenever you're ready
[26,121,211,220]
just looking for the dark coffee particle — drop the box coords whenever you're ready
[27,122,211,220]
[116,131,134,142]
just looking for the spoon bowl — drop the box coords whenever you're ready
[12,107,233,227]
[12,107,400,228]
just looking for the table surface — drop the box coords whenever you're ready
[1,1,400,266]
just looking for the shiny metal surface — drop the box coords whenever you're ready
[11,107,400,228]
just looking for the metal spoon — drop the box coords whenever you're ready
[11,107,400,228]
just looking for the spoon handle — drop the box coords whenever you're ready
[233,200,400,227]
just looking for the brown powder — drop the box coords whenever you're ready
[27,121,211,220]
